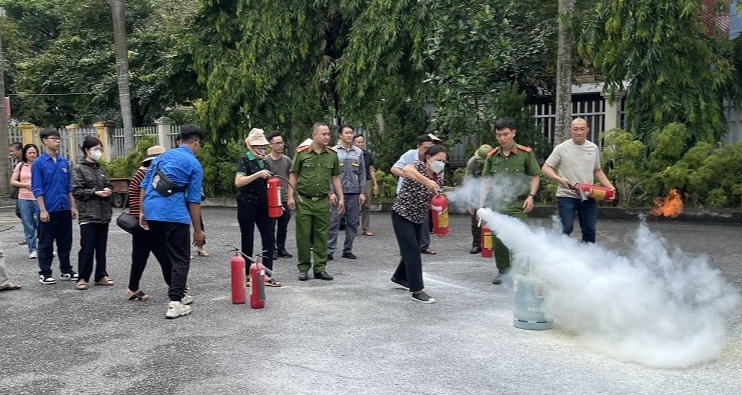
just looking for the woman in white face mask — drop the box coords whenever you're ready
[390,144,447,304]
[71,136,114,290]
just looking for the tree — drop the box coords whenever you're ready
[554,0,573,146]
[579,0,741,149]
[111,0,134,151]
[0,6,10,196]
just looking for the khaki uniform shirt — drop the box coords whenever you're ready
[290,146,341,197]
[481,143,540,206]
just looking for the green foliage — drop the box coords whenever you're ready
[492,84,550,160]
[103,135,156,178]
[198,139,245,198]
[1,0,199,127]
[600,128,645,206]
[579,0,737,149]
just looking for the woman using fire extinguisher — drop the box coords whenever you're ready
[235,128,281,287]
[390,144,447,304]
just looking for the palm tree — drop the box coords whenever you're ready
[555,0,574,146]
[111,0,134,151]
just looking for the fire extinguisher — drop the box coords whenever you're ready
[249,255,266,309]
[267,176,283,218]
[480,221,493,258]
[230,252,246,304]
[430,193,450,236]
[572,183,615,202]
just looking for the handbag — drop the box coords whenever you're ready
[115,193,143,234]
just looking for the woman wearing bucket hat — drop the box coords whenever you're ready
[124,145,168,301]
[235,128,280,287]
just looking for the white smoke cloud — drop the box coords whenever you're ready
[446,174,530,213]
[472,208,739,368]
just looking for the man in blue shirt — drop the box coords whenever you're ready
[32,128,78,285]
[139,125,205,319]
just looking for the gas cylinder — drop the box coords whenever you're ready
[513,256,553,331]
[480,224,493,258]
[267,176,283,218]
[430,194,449,236]
[230,252,246,304]
[572,183,615,202]
[249,258,266,309]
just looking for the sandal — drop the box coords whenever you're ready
[74,281,88,290]
[0,283,22,291]
[264,278,282,287]
[196,248,210,257]
[421,248,437,255]
[362,231,374,236]
[127,289,150,302]
[94,277,114,286]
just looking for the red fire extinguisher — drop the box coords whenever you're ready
[230,252,246,304]
[249,256,266,309]
[430,193,449,236]
[267,176,283,218]
[572,183,615,202]
[480,222,493,258]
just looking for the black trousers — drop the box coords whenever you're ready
[148,220,190,302]
[391,211,425,293]
[77,223,109,282]
[37,210,74,276]
[237,202,275,271]
[273,203,291,252]
[128,229,168,291]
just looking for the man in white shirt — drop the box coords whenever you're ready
[541,118,615,243]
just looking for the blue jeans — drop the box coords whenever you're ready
[557,197,597,243]
[18,199,39,252]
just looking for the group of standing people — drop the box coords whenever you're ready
[2,116,614,312]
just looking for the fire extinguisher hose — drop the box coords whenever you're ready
[269,173,304,203]
[226,245,274,277]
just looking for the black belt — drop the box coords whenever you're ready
[298,191,328,201]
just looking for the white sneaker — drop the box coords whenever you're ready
[29,250,37,259]
[181,294,194,305]
[165,303,192,319]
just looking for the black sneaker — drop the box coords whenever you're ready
[327,254,334,261]
[341,252,357,259]
[60,271,79,281]
[492,273,502,285]
[38,274,56,285]
[411,291,436,304]
[277,250,293,258]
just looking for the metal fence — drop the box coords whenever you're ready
[533,99,611,147]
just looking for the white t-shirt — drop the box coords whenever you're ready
[545,139,601,198]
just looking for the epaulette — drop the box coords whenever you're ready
[516,144,532,153]
[296,145,310,153]
[325,146,337,153]
[487,147,500,157]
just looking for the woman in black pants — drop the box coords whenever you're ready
[235,128,280,286]
[391,144,446,303]
[71,136,114,290]
[125,145,168,301]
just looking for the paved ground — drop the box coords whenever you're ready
[0,206,740,394]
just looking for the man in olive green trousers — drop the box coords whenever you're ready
[288,122,344,281]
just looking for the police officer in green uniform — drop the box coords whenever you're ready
[288,122,344,281]
[479,118,540,285]
[465,144,492,254]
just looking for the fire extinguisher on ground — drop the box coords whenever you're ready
[267,175,283,218]
[230,252,246,304]
[248,255,266,309]
[480,220,493,258]
[430,193,450,236]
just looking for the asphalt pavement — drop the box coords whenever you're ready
[0,206,740,394]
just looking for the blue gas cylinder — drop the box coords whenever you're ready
[513,257,553,331]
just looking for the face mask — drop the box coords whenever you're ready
[255,147,266,156]
[430,160,445,174]
[90,150,102,161]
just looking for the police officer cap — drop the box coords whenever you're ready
[474,144,493,162]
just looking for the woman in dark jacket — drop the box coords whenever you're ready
[71,136,113,290]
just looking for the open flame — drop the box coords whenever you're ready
[650,188,684,218]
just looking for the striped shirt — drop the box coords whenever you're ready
[128,167,147,216]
